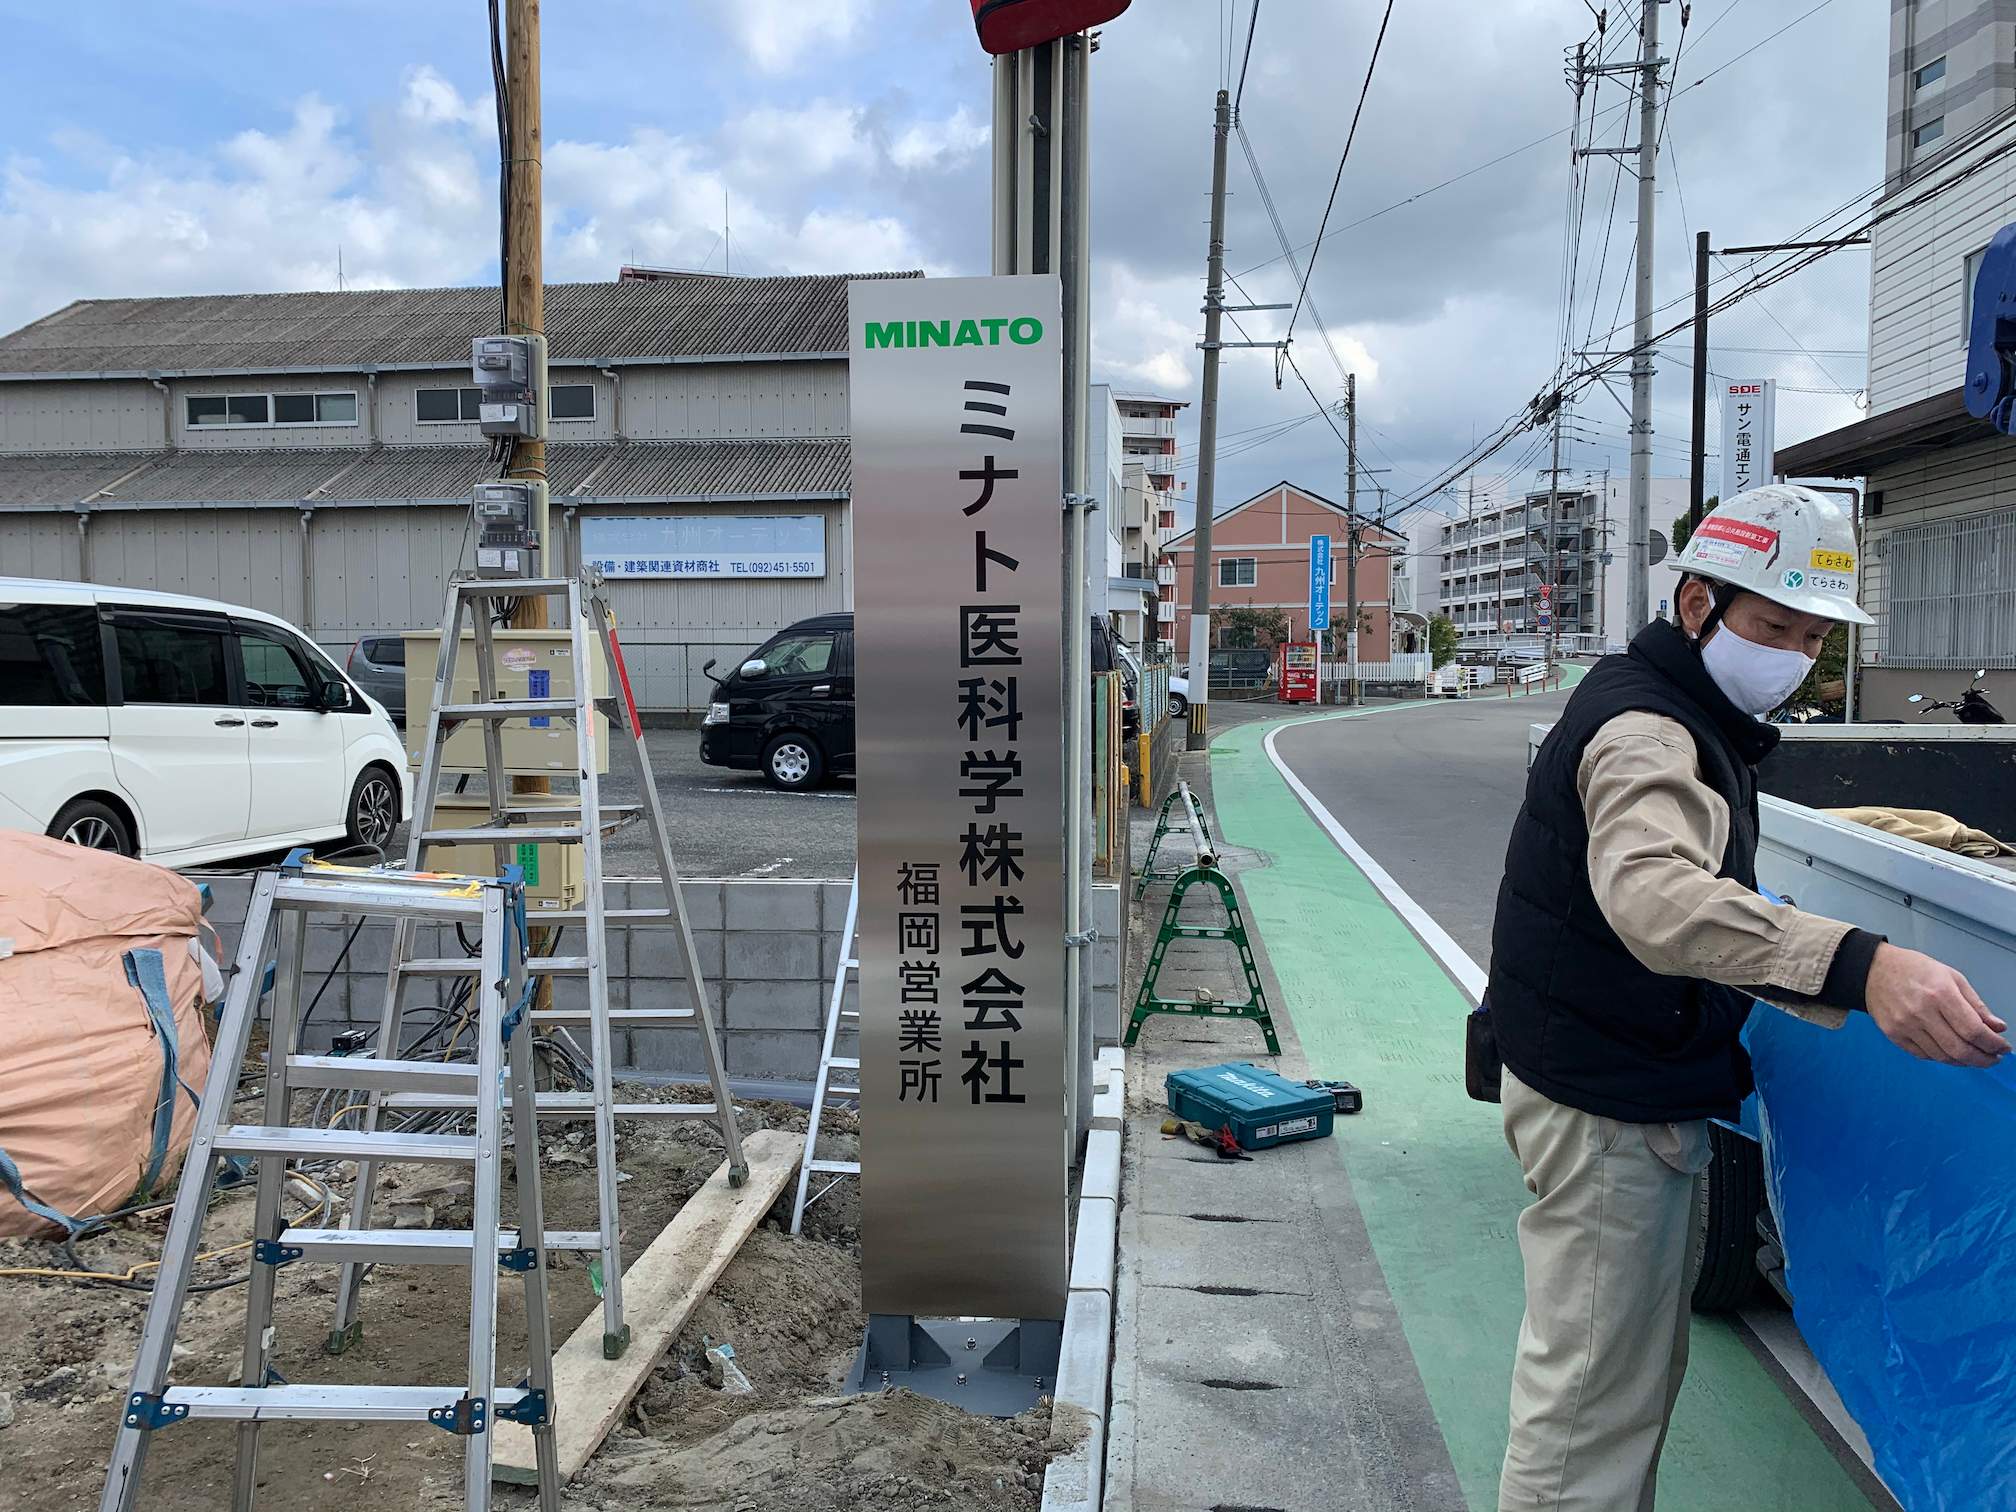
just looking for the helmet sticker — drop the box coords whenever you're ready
[1694,517,1780,553]
[1807,571,1853,593]
[1811,548,1855,572]
[1690,539,1748,569]
[1781,569,1806,590]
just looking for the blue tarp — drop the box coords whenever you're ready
[1747,1003,2016,1511]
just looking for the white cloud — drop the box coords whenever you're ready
[722,0,875,75]
[890,106,989,172]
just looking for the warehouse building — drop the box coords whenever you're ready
[0,270,915,713]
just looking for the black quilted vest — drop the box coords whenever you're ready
[1486,619,1780,1123]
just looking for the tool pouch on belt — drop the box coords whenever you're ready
[1465,1003,1502,1104]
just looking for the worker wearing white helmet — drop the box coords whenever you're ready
[1480,483,2006,1511]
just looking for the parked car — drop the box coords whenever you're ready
[0,578,409,865]
[1167,669,1190,718]
[1209,646,1275,690]
[700,613,855,790]
[346,634,409,721]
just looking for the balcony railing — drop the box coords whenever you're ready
[1157,599,1177,623]
[1156,563,1176,586]
[1121,414,1178,439]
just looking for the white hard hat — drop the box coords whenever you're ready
[1672,484,1873,627]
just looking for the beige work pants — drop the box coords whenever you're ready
[1497,1067,1711,1512]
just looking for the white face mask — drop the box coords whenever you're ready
[1699,620,1815,716]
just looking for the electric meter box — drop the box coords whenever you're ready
[470,333,547,439]
[423,794,582,910]
[472,478,545,579]
[403,628,609,776]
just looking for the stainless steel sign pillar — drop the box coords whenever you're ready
[847,274,1069,1411]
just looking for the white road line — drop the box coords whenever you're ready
[1260,703,1489,1002]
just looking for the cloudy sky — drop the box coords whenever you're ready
[0,0,1885,526]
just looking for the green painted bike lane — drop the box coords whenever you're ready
[1207,704,1873,1512]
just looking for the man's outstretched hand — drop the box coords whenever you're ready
[1865,944,2011,1068]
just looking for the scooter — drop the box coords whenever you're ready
[1907,669,2006,725]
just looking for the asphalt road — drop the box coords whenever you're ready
[387,726,857,881]
[1268,684,1584,970]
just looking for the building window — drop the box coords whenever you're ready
[272,392,358,425]
[1963,245,1988,341]
[1914,117,1946,149]
[416,386,483,423]
[550,383,596,421]
[186,394,270,427]
[1218,557,1257,587]
[1884,506,2016,667]
[1915,56,1946,89]
[187,391,357,428]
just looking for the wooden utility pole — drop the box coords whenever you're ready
[505,0,547,633]
[1185,88,1232,751]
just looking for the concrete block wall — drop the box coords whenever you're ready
[196,875,1120,1086]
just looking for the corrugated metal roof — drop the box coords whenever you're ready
[577,439,848,499]
[0,451,159,506]
[0,438,851,508]
[0,272,921,377]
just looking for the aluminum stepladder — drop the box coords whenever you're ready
[101,861,560,1512]
[330,570,746,1362]
[789,869,860,1235]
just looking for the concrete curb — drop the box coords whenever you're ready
[1041,1048,1125,1512]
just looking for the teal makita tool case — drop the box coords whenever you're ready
[1165,1062,1335,1151]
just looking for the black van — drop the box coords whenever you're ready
[699,613,855,790]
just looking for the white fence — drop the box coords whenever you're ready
[1326,652,1434,687]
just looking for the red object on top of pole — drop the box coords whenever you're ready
[969,0,1131,53]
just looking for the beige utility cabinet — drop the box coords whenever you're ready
[403,629,610,776]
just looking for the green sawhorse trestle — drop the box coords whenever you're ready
[1125,863,1279,1055]
[1134,784,1217,899]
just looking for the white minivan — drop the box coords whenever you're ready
[0,578,409,866]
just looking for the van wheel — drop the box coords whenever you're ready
[48,798,136,857]
[1169,693,1189,718]
[763,734,824,791]
[1690,1123,1765,1313]
[345,767,401,854]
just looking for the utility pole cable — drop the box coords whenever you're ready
[1345,373,1361,707]
[1186,87,1232,751]
[1625,0,1662,636]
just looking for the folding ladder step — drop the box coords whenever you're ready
[827,1056,860,1070]
[528,1007,695,1027]
[807,1158,861,1175]
[272,877,487,919]
[455,576,576,597]
[380,1092,720,1119]
[497,802,639,824]
[542,906,673,923]
[842,957,859,970]
[285,1055,480,1095]
[435,699,579,720]
[825,1085,860,1100]
[397,955,590,977]
[840,1009,859,1020]
[276,1227,600,1264]
[419,826,584,846]
[212,1126,478,1164]
[151,1384,536,1423]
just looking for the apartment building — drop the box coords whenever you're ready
[1430,476,1689,649]
[1777,2,2016,716]
[1158,481,1412,660]
[1094,385,1188,653]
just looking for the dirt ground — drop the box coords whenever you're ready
[0,1088,1058,1511]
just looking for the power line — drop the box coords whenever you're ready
[1233,0,1262,114]
[1284,0,1397,343]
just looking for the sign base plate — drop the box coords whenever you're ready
[846,1314,1062,1417]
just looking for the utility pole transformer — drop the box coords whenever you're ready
[1185,88,1232,751]
[1624,0,1662,637]
[1344,373,1362,706]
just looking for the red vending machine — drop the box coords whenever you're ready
[1280,641,1319,703]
